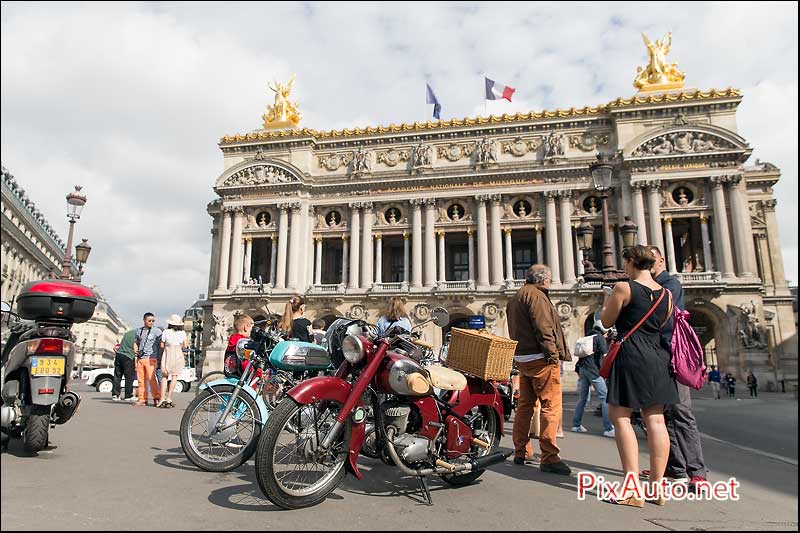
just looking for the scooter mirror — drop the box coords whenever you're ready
[431,307,449,327]
[0,301,10,313]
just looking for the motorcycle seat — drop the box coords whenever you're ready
[424,365,467,391]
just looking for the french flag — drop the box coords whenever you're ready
[485,77,515,102]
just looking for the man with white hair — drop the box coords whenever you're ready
[506,264,572,475]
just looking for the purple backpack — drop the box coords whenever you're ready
[669,305,708,389]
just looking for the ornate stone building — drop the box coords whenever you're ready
[204,55,796,390]
[1,165,78,302]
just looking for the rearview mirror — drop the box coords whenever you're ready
[0,301,10,313]
[431,307,449,327]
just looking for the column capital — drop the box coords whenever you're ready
[663,216,673,224]
[556,190,573,199]
[244,235,253,242]
[222,205,237,214]
[699,214,709,223]
[362,201,374,212]
[644,179,662,190]
[761,199,777,212]
[543,190,559,201]
[374,233,382,240]
[708,175,726,188]
[474,193,492,203]
[314,236,323,243]
[422,198,437,208]
[436,230,445,237]
[271,234,278,242]
[466,228,474,236]
[409,198,426,207]
[348,201,364,210]
[341,234,349,241]
[503,226,513,236]
[725,174,743,188]
[630,180,649,191]
[277,201,301,211]
[402,231,409,239]
[533,224,543,233]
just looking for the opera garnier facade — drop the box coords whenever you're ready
[203,36,796,389]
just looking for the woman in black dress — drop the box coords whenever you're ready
[279,295,312,343]
[601,245,677,507]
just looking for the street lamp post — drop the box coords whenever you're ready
[583,153,638,283]
[74,239,92,282]
[60,186,87,279]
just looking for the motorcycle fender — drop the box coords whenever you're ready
[29,376,62,406]
[287,377,366,480]
[451,377,505,435]
[200,379,270,426]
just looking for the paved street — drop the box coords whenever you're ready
[2,384,797,531]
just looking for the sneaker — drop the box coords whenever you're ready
[571,425,588,433]
[603,429,616,438]
[124,397,138,402]
[688,475,707,493]
[541,461,571,475]
[513,454,538,465]
[111,396,120,402]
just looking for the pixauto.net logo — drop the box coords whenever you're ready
[577,472,740,502]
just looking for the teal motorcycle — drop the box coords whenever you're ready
[179,322,331,472]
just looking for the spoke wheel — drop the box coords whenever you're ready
[179,384,260,472]
[255,399,349,509]
[442,406,500,486]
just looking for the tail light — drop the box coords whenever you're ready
[26,339,71,356]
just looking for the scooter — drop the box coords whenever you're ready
[253,308,509,509]
[1,281,97,453]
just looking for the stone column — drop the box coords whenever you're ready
[504,227,514,281]
[608,223,618,267]
[490,195,504,286]
[314,236,323,286]
[535,224,544,264]
[558,191,575,285]
[305,207,316,291]
[709,176,735,278]
[361,203,374,288]
[663,217,678,274]
[574,226,583,277]
[275,205,289,289]
[437,230,446,283]
[348,203,361,289]
[699,215,714,272]
[475,196,490,288]
[762,199,788,290]
[216,208,232,291]
[374,234,383,284]
[269,234,278,286]
[646,180,665,253]
[726,175,756,278]
[243,236,253,281]
[424,199,437,287]
[467,228,475,283]
[411,199,423,288]
[341,235,349,286]
[228,207,244,288]
[286,204,302,289]
[544,191,561,285]
[631,181,649,246]
[403,232,410,284]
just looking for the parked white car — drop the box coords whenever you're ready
[85,367,197,394]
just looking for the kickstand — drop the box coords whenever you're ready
[417,476,433,506]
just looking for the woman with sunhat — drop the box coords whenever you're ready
[157,314,189,408]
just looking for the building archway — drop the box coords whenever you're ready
[684,300,732,374]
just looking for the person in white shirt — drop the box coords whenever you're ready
[157,314,189,408]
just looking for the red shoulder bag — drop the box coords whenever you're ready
[599,288,666,380]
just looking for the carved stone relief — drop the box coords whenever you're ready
[437,143,475,162]
[222,165,295,187]
[411,143,434,172]
[569,132,610,152]
[502,137,542,157]
[543,132,566,159]
[377,148,409,167]
[632,131,736,156]
[318,153,353,171]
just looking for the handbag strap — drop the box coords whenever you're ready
[620,287,666,342]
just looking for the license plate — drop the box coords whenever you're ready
[31,357,65,376]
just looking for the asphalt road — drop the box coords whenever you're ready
[1,385,797,531]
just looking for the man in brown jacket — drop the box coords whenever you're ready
[507,264,572,475]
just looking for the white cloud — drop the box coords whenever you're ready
[2,1,797,324]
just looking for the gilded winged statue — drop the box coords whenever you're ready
[262,74,302,128]
[633,32,686,91]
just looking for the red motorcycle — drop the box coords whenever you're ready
[253,308,509,509]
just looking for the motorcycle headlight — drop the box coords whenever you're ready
[342,335,365,364]
[235,338,250,359]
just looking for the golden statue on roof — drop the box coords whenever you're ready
[633,32,686,92]
[262,74,302,129]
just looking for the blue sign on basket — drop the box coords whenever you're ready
[467,315,485,329]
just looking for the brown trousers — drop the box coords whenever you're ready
[513,359,562,464]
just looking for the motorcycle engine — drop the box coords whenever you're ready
[382,402,431,464]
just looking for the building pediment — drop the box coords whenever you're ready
[214,158,305,190]
[625,124,748,158]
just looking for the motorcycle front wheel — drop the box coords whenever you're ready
[255,399,348,510]
[179,385,261,472]
[23,405,50,453]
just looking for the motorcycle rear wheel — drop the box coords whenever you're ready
[441,406,500,486]
[180,385,260,472]
[255,399,348,510]
[23,405,50,453]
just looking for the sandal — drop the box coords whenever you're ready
[156,401,166,408]
[605,495,645,508]
[133,401,147,407]
[165,400,175,408]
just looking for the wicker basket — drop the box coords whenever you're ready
[446,328,517,381]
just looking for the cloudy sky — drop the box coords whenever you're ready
[2,1,797,327]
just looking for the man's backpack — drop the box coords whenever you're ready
[669,298,707,389]
[574,335,595,358]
